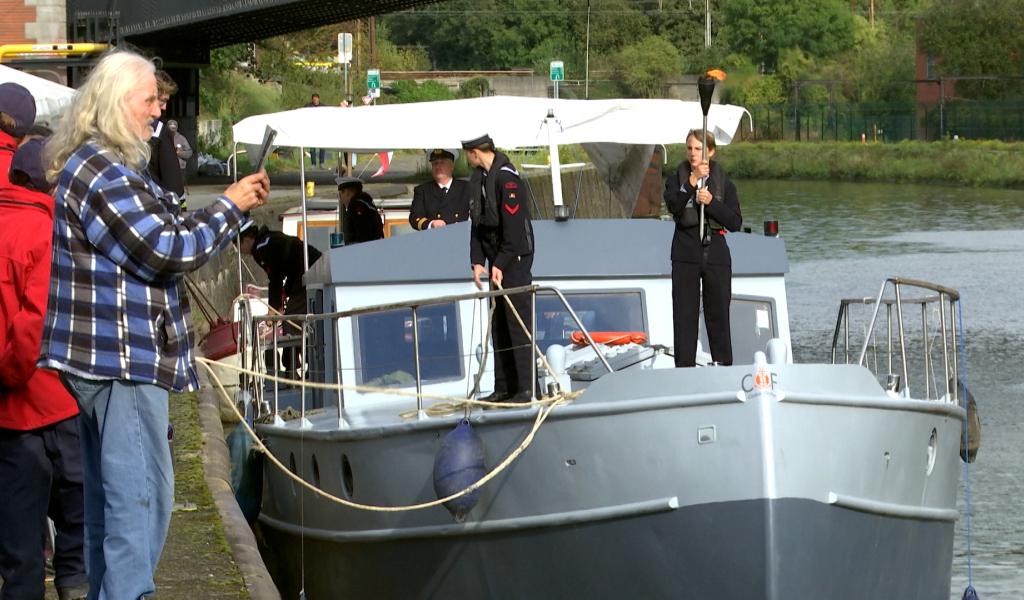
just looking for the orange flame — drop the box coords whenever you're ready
[705,68,727,81]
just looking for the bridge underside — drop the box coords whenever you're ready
[69,0,436,63]
[60,0,437,180]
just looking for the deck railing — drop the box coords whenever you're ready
[238,284,611,425]
[830,277,961,402]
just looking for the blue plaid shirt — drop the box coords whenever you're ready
[40,141,244,391]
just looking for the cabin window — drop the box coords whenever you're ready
[699,296,776,364]
[535,291,647,353]
[354,302,463,387]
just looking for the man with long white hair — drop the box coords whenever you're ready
[40,49,270,599]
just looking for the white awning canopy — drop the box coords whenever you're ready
[232,95,750,151]
[0,65,76,125]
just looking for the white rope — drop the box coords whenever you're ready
[199,280,590,511]
[198,357,576,512]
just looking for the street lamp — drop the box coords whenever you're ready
[585,0,591,99]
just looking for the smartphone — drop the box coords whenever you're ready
[254,126,278,172]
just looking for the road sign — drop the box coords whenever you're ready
[549,61,564,82]
[337,33,353,64]
[367,69,381,90]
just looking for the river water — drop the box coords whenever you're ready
[740,179,1024,598]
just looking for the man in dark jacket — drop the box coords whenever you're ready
[409,148,470,230]
[663,129,742,367]
[464,134,535,405]
[147,70,186,199]
[336,176,384,244]
[0,86,89,600]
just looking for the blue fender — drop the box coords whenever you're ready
[433,418,486,522]
[227,422,264,524]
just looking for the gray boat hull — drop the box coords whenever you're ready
[258,495,952,599]
[253,364,962,599]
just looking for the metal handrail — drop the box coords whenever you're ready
[829,277,960,402]
[241,284,615,422]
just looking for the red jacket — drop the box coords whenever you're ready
[0,130,79,430]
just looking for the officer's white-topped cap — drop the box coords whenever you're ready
[335,175,364,189]
[427,148,457,161]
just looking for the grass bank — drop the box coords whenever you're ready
[711,140,1024,188]
[160,392,250,598]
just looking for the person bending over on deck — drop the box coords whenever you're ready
[237,223,321,377]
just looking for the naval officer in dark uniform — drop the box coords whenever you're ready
[336,176,384,244]
[663,129,742,367]
[409,148,471,230]
[464,134,535,404]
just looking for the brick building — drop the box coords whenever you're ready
[0,0,67,83]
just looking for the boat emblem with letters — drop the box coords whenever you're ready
[754,367,771,390]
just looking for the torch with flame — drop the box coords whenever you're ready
[696,68,726,246]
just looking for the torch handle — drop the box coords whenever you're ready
[699,114,708,245]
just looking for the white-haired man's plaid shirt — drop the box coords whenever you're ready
[40,141,244,391]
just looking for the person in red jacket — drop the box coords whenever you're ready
[0,84,88,600]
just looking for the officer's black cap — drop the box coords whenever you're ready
[428,148,455,161]
[335,175,364,190]
[460,134,493,150]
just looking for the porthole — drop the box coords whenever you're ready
[340,453,354,498]
[926,429,937,476]
[288,452,297,496]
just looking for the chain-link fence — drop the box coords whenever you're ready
[747,100,1024,142]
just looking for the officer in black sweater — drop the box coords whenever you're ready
[663,129,742,367]
[336,176,384,244]
[464,134,535,405]
[409,149,471,230]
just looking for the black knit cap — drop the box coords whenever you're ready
[460,134,493,150]
[9,137,48,191]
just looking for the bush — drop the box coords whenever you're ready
[387,80,456,103]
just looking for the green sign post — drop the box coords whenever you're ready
[367,68,381,90]
[549,60,564,99]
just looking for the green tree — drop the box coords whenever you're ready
[835,17,915,102]
[384,0,575,71]
[918,0,1024,99]
[611,35,680,98]
[646,0,713,62]
[718,0,854,71]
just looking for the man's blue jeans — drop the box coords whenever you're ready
[61,374,173,600]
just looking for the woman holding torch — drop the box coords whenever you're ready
[663,69,742,367]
